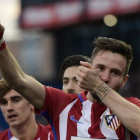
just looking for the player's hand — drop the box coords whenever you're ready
[76,61,102,92]
[0,23,5,39]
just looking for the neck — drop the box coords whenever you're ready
[10,115,38,140]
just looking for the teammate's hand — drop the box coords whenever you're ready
[0,23,5,39]
[76,61,102,92]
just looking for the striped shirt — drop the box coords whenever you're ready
[40,86,140,140]
[0,123,50,140]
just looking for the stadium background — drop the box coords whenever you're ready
[0,0,140,132]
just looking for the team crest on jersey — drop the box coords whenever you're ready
[104,114,121,130]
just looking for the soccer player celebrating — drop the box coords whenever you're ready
[0,23,140,140]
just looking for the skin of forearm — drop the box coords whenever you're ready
[91,83,140,137]
[104,91,140,137]
[0,47,25,88]
[0,47,45,109]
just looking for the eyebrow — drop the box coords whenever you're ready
[10,96,22,100]
[0,95,22,101]
[63,77,77,80]
[95,64,104,67]
[63,77,69,80]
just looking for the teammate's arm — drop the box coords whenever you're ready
[0,24,45,110]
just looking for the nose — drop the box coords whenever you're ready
[6,102,14,112]
[100,71,110,84]
[67,81,75,93]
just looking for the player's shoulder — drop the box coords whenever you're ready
[37,123,53,138]
[45,124,52,130]
[37,123,45,129]
[0,129,9,139]
[37,123,52,132]
[43,85,65,94]
[44,85,78,98]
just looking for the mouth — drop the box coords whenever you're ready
[8,114,18,120]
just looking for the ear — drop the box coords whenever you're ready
[31,104,34,110]
[121,74,129,87]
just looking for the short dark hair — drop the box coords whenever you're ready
[60,55,90,79]
[91,37,133,76]
[0,79,11,99]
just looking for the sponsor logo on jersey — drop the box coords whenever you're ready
[104,114,121,130]
[70,115,84,124]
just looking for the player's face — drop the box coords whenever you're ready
[0,90,34,128]
[92,51,129,91]
[62,66,85,94]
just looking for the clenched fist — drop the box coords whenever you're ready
[76,61,102,92]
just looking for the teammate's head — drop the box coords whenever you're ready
[91,37,133,76]
[60,55,90,94]
[0,79,34,128]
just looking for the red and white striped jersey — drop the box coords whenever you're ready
[45,124,54,140]
[0,123,52,140]
[40,86,140,140]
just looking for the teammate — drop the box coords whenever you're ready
[0,79,52,140]
[0,23,140,139]
[59,55,90,94]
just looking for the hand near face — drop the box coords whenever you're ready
[76,61,102,92]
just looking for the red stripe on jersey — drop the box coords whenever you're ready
[89,102,106,138]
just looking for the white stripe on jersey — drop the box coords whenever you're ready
[100,108,119,139]
[77,100,92,137]
[59,99,78,140]
[10,136,19,140]
[48,132,51,140]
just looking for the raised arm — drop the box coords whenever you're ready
[0,23,45,110]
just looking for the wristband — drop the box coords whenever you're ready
[0,38,6,51]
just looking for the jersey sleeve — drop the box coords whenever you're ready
[126,97,140,108]
[36,85,77,121]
